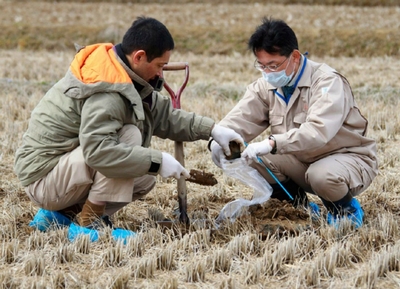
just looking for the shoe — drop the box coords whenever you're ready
[270,179,309,208]
[29,208,72,232]
[68,216,136,244]
[112,228,136,244]
[308,202,321,220]
[68,222,100,242]
[86,215,113,229]
[326,198,364,229]
[68,215,112,242]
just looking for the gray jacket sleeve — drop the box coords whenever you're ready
[152,93,215,141]
[80,92,162,179]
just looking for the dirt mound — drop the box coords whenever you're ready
[247,199,314,238]
[153,198,316,239]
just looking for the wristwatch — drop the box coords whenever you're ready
[268,135,277,154]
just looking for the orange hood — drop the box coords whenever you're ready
[70,43,132,85]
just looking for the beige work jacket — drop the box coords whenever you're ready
[219,58,377,176]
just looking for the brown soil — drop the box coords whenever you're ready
[153,197,316,239]
[247,199,314,239]
[186,169,218,186]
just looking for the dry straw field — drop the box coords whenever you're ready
[1,1,400,288]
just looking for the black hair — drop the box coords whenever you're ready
[121,16,174,62]
[248,17,298,57]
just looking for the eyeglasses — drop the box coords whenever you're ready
[254,54,291,72]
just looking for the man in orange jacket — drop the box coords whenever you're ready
[15,17,244,242]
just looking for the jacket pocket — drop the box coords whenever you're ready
[269,115,284,134]
[270,115,284,127]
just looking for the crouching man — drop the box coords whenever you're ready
[15,17,244,242]
[210,17,378,228]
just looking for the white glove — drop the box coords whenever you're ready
[210,140,225,168]
[241,139,273,163]
[160,152,190,179]
[211,124,244,157]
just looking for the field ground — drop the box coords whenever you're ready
[1,1,400,289]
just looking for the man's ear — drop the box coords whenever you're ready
[293,50,302,64]
[131,50,146,65]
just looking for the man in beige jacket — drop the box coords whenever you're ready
[210,17,378,228]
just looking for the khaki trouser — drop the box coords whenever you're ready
[252,153,376,202]
[25,125,156,216]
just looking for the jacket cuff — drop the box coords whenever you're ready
[148,162,160,173]
[148,149,163,175]
[269,135,277,154]
[207,139,214,151]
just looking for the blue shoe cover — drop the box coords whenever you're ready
[308,202,321,220]
[29,208,72,232]
[68,223,136,244]
[68,222,99,242]
[327,198,364,229]
[112,228,136,244]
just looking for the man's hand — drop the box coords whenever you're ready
[241,139,273,163]
[211,124,244,157]
[160,152,190,179]
[210,141,226,168]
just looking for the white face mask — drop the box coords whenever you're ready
[262,56,294,87]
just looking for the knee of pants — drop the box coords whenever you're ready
[306,166,327,189]
[118,124,142,146]
[306,165,347,200]
[133,175,156,199]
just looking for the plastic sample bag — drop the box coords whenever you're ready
[216,157,272,224]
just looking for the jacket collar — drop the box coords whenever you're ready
[113,52,154,100]
[296,56,313,88]
[64,44,148,121]
[265,54,312,91]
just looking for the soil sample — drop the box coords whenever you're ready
[225,141,241,160]
[186,169,218,186]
